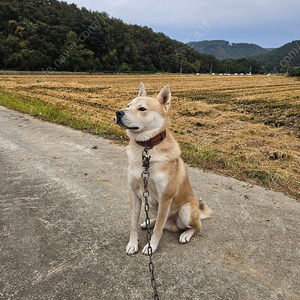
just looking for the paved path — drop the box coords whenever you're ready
[0,105,299,300]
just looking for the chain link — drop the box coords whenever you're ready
[141,147,160,300]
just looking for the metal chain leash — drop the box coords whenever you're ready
[141,147,160,300]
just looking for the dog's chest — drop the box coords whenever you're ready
[128,161,168,203]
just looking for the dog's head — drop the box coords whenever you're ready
[115,83,171,141]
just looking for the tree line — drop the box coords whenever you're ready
[0,0,263,74]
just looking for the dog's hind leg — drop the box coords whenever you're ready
[177,201,202,244]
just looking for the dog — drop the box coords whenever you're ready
[115,83,212,255]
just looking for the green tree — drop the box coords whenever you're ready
[288,67,300,77]
[117,62,131,73]
[60,30,94,72]
[225,59,233,73]
[102,49,119,71]
[169,55,179,73]
[0,35,20,69]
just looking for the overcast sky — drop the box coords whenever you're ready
[64,0,299,48]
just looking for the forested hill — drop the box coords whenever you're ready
[188,40,274,60]
[0,0,220,73]
[252,40,300,72]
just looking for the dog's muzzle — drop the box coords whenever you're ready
[115,110,139,130]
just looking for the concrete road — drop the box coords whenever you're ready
[0,105,299,300]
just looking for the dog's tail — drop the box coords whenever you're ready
[199,200,212,220]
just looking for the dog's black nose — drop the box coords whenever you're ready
[116,110,125,118]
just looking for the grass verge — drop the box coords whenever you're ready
[0,89,108,135]
[180,140,299,200]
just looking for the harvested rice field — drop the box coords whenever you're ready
[0,73,299,199]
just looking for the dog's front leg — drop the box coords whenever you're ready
[126,192,142,255]
[142,199,171,255]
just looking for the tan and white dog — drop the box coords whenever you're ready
[115,83,211,255]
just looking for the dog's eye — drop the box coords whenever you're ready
[127,105,129,108]
[139,107,147,111]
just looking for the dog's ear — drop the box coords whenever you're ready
[138,82,147,97]
[157,85,171,111]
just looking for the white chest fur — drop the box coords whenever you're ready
[127,146,169,206]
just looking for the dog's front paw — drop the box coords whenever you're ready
[141,242,158,255]
[126,241,139,255]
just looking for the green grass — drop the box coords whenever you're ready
[248,167,277,185]
[180,141,225,169]
[180,139,293,196]
[0,89,108,135]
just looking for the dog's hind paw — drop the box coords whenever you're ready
[140,218,156,229]
[179,228,196,244]
[140,221,147,229]
[126,242,138,255]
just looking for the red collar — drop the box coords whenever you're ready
[136,130,167,149]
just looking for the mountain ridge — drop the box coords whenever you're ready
[252,40,300,72]
[188,40,274,60]
[189,39,300,72]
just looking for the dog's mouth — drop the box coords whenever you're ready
[115,118,139,131]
